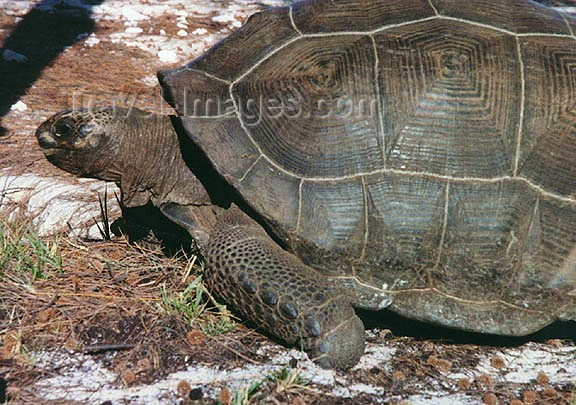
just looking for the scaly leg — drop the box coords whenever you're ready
[204,206,365,369]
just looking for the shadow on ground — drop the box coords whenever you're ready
[361,307,576,346]
[0,0,105,136]
[111,202,193,257]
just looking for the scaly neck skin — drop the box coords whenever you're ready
[101,113,211,208]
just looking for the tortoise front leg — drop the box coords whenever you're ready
[204,205,365,369]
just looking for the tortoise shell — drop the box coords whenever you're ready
[159,0,576,334]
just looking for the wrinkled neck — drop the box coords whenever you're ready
[114,113,210,207]
[120,114,178,180]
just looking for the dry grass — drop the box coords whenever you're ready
[0,215,245,404]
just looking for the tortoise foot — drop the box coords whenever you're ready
[205,206,365,369]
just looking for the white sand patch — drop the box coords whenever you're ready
[352,338,396,371]
[0,0,296,65]
[84,0,296,64]
[83,33,101,47]
[402,393,482,405]
[192,28,208,35]
[125,27,144,34]
[0,173,119,239]
[34,341,572,404]
[332,382,386,398]
[10,100,28,112]
[471,343,576,385]
[0,0,36,15]
[31,342,403,404]
[157,49,179,64]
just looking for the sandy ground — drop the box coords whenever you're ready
[1,1,576,404]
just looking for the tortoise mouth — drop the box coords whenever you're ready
[41,147,67,159]
[37,144,73,162]
[36,129,60,150]
[36,129,78,153]
[37,143,88,176]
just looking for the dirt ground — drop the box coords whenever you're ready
[1,1,576,404]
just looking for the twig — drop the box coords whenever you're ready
[215,334,263,365]
[83,343,136,354]
[31,292,60,314]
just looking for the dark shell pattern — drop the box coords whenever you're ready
[159,0,576,334]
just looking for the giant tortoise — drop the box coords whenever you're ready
[36,0,576,369]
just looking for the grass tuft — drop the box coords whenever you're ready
[0,220,62,280]
[266,367,309,394]
[230,378,267,405]
[227,367,311,405]
[159,273,236,337]
[93,186,112,241]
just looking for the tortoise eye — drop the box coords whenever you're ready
[54,121,74,137]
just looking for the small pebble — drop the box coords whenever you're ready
[546,339,563,348]
[457,377,471,390]
[392,370,406,381]
[84,34,100,47]
[121,8,146,21]
[189,387,203,400]
[490,355,505,369]
[121,369,136,385]
[158,50,178,63]
[476,374,494,389]
[125,27,143,34]
[218,387,232,404]
[522,390,539,403]
[187,329,206,346]
[541,387,558,399]
[10,101,27,112]
[176,380,190,397]
[482,392,497,405]
[536,371,549,385]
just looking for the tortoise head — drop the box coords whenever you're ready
[36,107,212,210]
[36,108,125,179]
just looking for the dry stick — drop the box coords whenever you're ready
[83,343,136,354]
[212,337,263,365]
[31,291,60,314]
